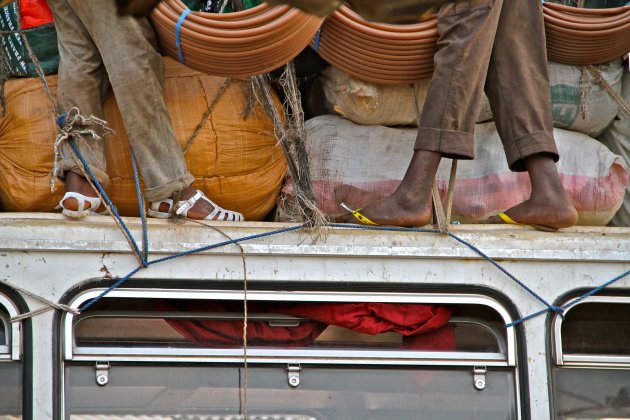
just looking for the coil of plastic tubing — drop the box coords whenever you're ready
[312,5,438,85]
[543,2,630,65]
[150,0,324,78]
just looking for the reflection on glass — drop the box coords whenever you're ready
[0,363,22,419]
[554,368,630,419]
[65,365,516,420]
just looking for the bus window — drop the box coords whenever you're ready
[552,297,630,420]
[62,289,520,420]
[0,297,22,419]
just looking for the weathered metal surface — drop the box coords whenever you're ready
[0,213,628,419]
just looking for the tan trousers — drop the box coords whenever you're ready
[416,0,559,172]
[48,0,194,201]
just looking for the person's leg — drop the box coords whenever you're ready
[48,0,110,214]
[484,0,577,228]
[67,0,237,220]
[339,0,501,226]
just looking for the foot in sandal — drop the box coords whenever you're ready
[57,172,106,218]
[148,186,244,222]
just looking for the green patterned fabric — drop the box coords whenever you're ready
[0,2,59,77]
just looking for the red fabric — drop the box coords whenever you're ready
[158,301,327,347]
[20,0,54,30]
[160,301,454,350]
[271,302,454,336]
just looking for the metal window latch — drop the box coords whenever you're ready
[95,362,110,386]
[287,363,301,388]
[473,366,487,391]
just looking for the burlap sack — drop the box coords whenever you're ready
[281,115,628,226]
[320,66,491,127]
[549,59,623,137]
[598,69,630,227]
[0,57,287,220]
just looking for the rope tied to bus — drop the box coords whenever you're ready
[0,279,80,323]
[67,127,630,326]
[51,108,115,193]
[8,1,629,330]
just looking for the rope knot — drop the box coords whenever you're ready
[51,107,114,192]
[550,305,565,318]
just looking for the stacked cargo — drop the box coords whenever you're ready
[0,0,628,226]
[278,1,630,226]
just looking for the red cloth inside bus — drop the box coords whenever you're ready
[160,301,455,350]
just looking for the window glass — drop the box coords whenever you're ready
[0,307,7,347]
[561,302,630,356]
[65,365,517,420]
[73,298,507,355]
[554,368,630,419]
[0,306,21,419]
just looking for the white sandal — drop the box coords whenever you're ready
[148,190,244,222]
[57,192,104,218]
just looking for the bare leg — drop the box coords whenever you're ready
[337,150,441,227]
[485,153,578,229]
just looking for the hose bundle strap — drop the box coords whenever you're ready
[175,8,191,63]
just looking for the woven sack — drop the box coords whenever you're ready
[320,66,492,127]
[549,59,623,137]
[280,115,628,226]
[0,57,287,220]
[598,69,630,227]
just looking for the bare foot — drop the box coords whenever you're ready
[61,172,101,212]
[337,150,441,227]
[485,154,578,230]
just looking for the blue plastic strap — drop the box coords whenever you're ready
[313,28,322,52]
[176,8,191,63]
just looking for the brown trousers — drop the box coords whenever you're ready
[48,0,194,201]
[416,0,559,171]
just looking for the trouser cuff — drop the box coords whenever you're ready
[144,172,195,202]
[414,127,475,161]
[507,130,559,172]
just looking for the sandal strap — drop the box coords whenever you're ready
[148,198,175,218]
[58,192,101,218]
[175,191,203,216]
[174,190,244,221]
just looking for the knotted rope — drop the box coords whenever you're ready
[51,107,114,192]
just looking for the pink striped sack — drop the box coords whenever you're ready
[280,115,628,226]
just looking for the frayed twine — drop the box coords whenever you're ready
[51,107,114,192]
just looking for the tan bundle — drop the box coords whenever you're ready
[0,57,287,220]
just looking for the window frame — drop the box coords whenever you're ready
[0,292,21,361]
[63,288,517,367]
[552,295,630,368]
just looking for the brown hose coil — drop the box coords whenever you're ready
[149,1,628,82]
[312,5,438,84]
[149,0,324,77]
[543,2,630,65]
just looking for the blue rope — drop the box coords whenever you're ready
[128,146,149,263]
[148,224,305,266]
[176,8,191,63]
[78,225,305,312]
[329,223,560,314]
[67,139,628,327]
[69,140,147,266]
